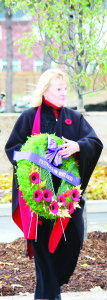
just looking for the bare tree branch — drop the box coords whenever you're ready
[83,84,107,96]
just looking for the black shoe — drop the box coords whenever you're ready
[49,294,61,300]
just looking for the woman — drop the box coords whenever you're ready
[5,68,103,300]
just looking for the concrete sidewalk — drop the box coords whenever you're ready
[0,290,107,300]
[0,199,107,216]
[0,200,107,243]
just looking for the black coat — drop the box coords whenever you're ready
[5,101,103,248]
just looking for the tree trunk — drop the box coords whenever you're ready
[77,94,85,112]
[42,34,52,73]
[77,86,85,112]
[5,6,13,112]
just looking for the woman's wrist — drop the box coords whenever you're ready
[76,143,80,152]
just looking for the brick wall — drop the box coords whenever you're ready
[0,21,43,72]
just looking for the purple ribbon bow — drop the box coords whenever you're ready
[46,135,63,167]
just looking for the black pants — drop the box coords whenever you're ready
[31,218,80,300]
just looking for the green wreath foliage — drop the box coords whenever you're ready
[16,133,81,221]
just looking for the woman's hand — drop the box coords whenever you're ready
[58,136,80,158]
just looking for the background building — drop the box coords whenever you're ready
[0,9,43,72]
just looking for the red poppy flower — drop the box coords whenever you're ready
[30,172,40,184]
[65,119,72,125]
[33,189,43,202]
[67,201,74,214]
[58,195,66,206]
[50,201,59,215]
[63,190,71,197]
[71,188,80,202]
[43,189,53,202]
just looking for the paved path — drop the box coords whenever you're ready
[0,211,107,243]
[0,201,107,243]
[0,290,107,300]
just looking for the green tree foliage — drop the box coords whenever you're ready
[5,0,107,110]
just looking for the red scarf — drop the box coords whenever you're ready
[16,101,69,258]
[43,96,62,119]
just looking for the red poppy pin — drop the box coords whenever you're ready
[65,119,72,125]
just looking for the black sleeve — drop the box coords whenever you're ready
[5,108,36,165]
[77,114,103,191]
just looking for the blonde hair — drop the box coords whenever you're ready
[31,68,70,107]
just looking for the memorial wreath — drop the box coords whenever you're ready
[14,133,81,221]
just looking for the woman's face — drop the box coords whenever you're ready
[44,78,68,107]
